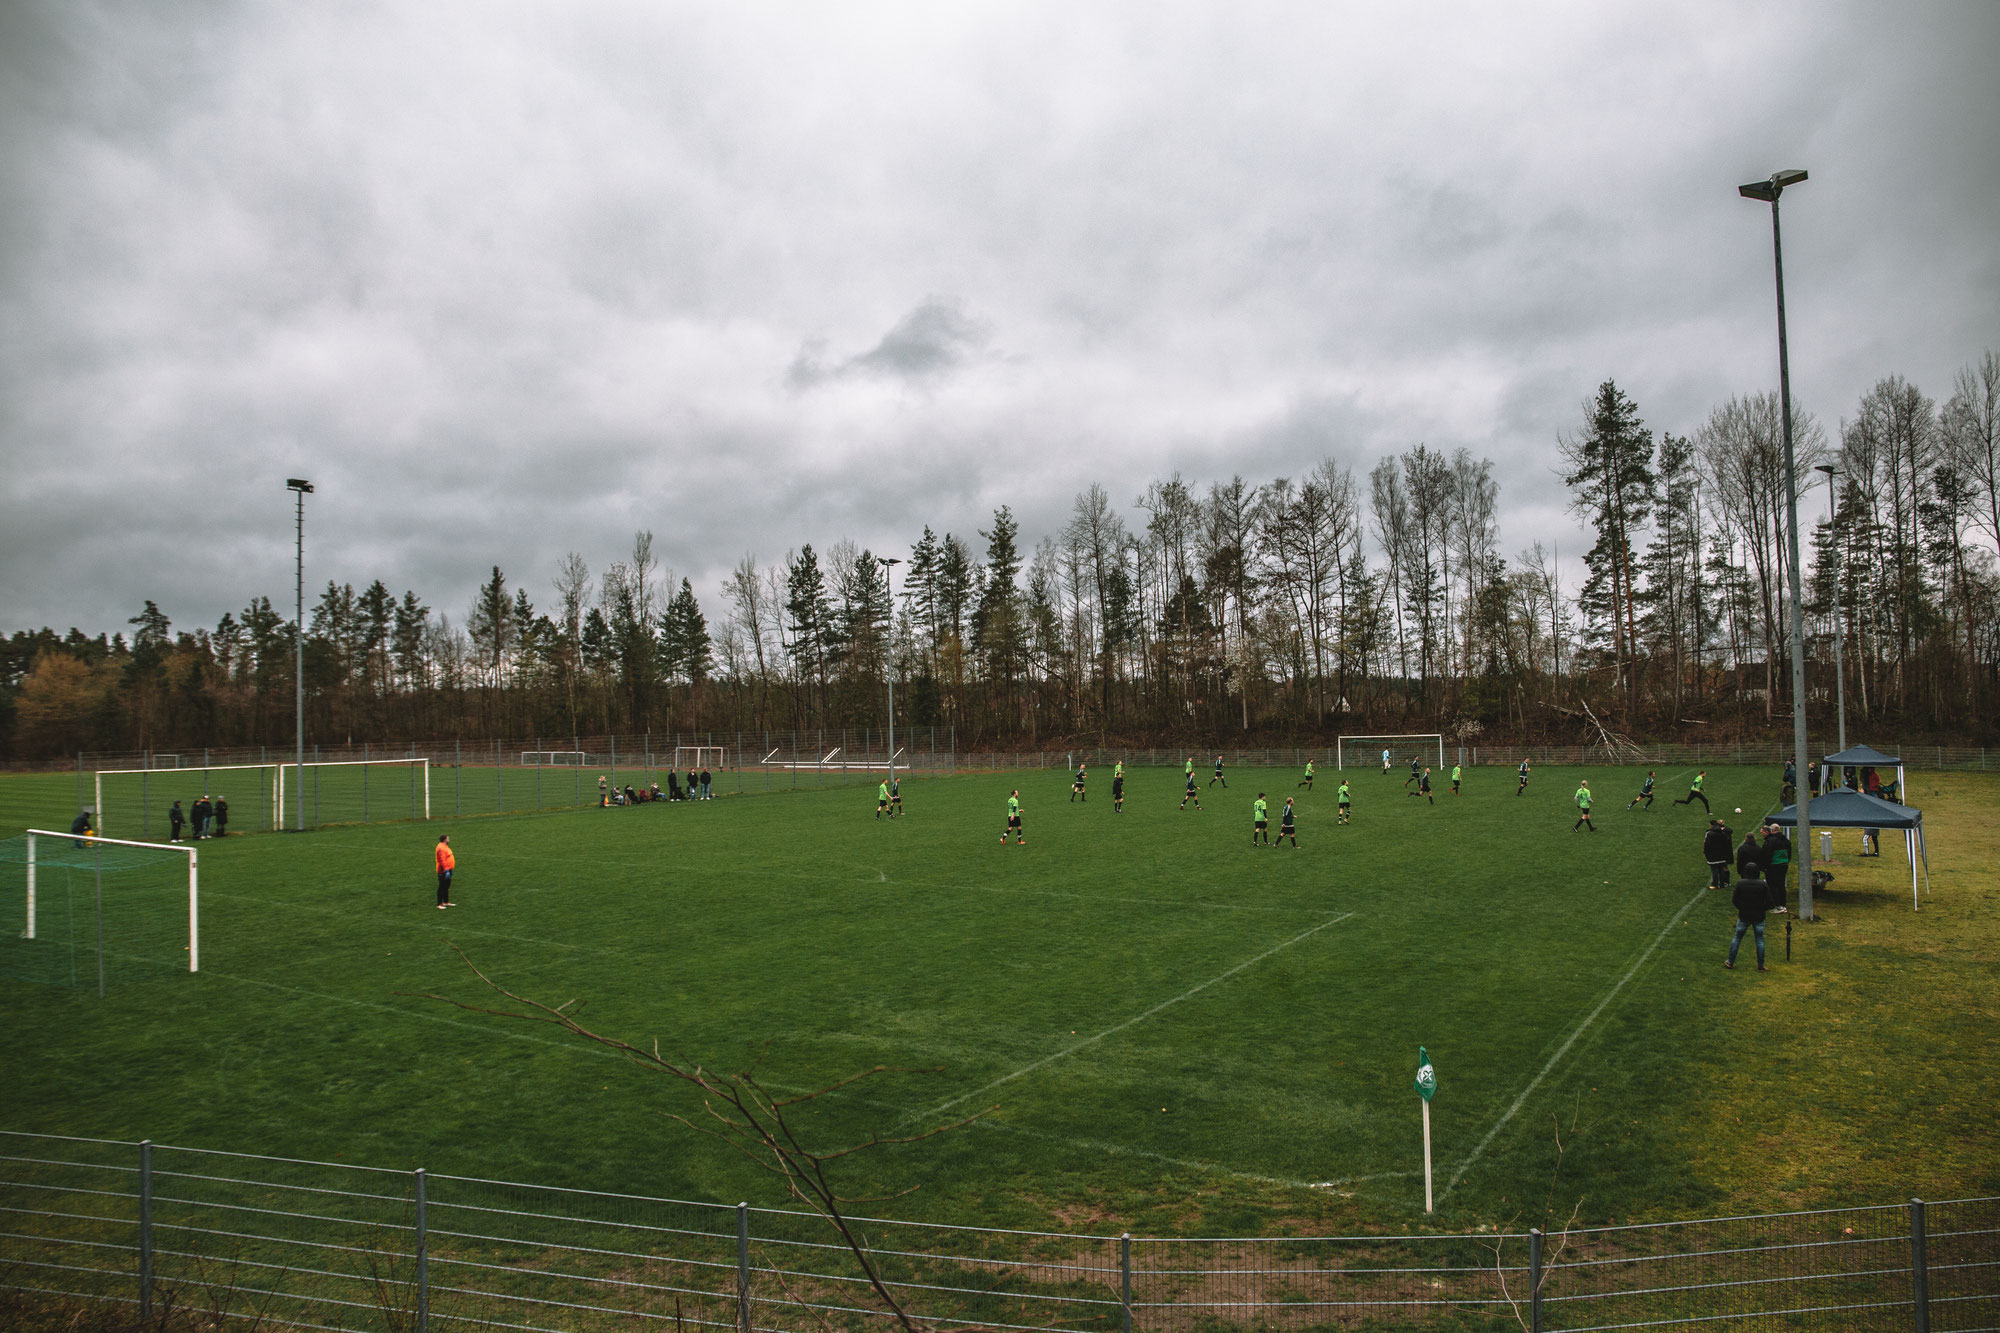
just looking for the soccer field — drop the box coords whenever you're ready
[2,760,1995,1234]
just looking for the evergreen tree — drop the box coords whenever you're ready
[1560,380,1655,710]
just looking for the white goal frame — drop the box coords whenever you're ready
[757,745,904,773]
[277,759,430,829]
[95,763,282,837]
[1337,734,1446,772]
[671,746,730,772]
[24,830,198,973]
[522,750,592,767]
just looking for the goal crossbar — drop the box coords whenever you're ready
[23,829,198,973]
[96,758,431,835]
[1337,734,1446,771]
[758,746,904,772]
[276,759,430,829]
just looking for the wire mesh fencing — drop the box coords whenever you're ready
[3,1131,1994,1332]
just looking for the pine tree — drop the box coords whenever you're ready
[1560,380,1655,710]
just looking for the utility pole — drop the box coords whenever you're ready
[287,479,314,833]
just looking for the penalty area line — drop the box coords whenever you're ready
[905,911,1357,1126]
[1442,885,1707,1200]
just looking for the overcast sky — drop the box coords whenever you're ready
[2,1,1995,640]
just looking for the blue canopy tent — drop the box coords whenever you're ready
[1771,788,1929,911]
[1821,744,1904,802]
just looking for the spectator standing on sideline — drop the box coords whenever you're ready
[1727,872,1770,971]
[1703,819,1733,890]
[700,767,712,799]
[1736,828,1766,884]
[1761,824,1792,914]
[213,797,230,838]
[71,809,93,848]
[168,800,185,843]
[192,795,212,840]
[435,835,455,908]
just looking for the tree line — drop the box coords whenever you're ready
[5,354,1995,759]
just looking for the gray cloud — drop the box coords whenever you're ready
[1,1,1995,638]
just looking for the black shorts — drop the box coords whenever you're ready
[1254,819,1267,829]
[1008,815,1021,829]
[1281,823,1295,834]
[1339,799,1351,808]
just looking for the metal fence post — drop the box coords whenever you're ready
[1120,1233,1132,1333]
[414,1168,429,1333]
[496,739,504,813]
[737,1201,751,1333]
[1529,1228,1543,1333]
[455,739,462,816]
[138,1140,153,1321]
[1911,1198,1929,1333]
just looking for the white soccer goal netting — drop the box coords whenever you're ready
[522,750,595,767]
[1337,734,1446,771]
[94,759,430,837]
[2,832,197,994]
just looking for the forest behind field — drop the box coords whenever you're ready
[6,359,1998,759]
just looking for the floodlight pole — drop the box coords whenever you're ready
[287,479,314,833]
[1816,464,1847,753]
[1740,170,1814,919]
[878,557,902,778]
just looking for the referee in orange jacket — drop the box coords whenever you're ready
[435,835,455,908]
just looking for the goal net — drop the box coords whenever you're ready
[1,832,197,994]
[94,759,430,837]
[1336,734,1446,771]
[522,750,594,767]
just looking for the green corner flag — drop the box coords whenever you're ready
[1414,1047,1436,1102]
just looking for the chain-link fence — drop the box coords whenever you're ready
[957,743,1999,774]
[4,1131,1994,1332]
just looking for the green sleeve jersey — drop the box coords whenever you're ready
[1338,783,1350,801]
[1451,765,1461,781]
[1007,796,1020,817]
[1576,787,1592,809]
[879,782,889,800]
[1691,773,1705,790]
[1254,798,1268,820]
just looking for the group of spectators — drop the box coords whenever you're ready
[168,796,227,841]
[599,769,714,807]
[1702,816,1792,971]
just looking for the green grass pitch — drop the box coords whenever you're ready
[2,760,1995,1234]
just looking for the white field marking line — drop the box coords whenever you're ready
[929,880,1326,915]
[203,971,628,1064]
[199,889,606,957]
[906,912,1357,1126]
[1442,885,1708,1199]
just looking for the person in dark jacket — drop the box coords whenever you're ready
[1736,829,1765,881]
[213,797,229,838]
[1703,820,1733,889]
[667,770,682,800]
[192,795,212,839]
[168,800,185,843]
[1727,874,1770,971]
[70,809,93,848]
[1761,826,1792,913]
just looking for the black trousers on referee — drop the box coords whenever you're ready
[437,869,453,905]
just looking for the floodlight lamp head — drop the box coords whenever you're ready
[1738,180,1778,203]
[286,478,314,493]
[878,556,902,567]
[1773,168,1808,188]
[1814,463,1840,477]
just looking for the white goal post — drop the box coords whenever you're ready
[522,750,593,767]
[1337,734,1446,771]
[671,746,729,771]
[24,830,198,973]
[276,759,429,828]
[95,763,283,837]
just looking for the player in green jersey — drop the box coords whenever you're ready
[1298,759,1315,789]
[876,780,890,819]
[1572,780,1597,832]
[1002,790,1024,844]
[1673,770,1711,812]
[1450,763,1462,794]
[1252,793,1269,845]
[1337,780,1352,824]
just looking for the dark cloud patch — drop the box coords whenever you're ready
[790,298,991,388]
